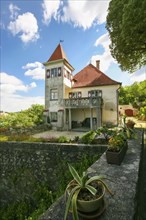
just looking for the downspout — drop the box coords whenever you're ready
[117,84,122,126]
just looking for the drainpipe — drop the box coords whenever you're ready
[117,84,121,126]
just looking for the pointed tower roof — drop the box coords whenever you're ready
[44,43,74,71]
[47,43,68,62]
[73,64,121,88]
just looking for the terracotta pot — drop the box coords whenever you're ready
[106,143,128,165]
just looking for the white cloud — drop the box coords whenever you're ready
[0,72,43,112]
[0,72,37,94]
[41,0,109,29]
[91,33,116,72]
[8,12,39,43]
[30,82,37,88]
[1,94,44,113]
[61,0,109,30]
[23,62,45,80]
[42,0,61,24]
[23,62,43,69]
[94,33,110,48]
[9,3,20,20]
[130,67,146,83]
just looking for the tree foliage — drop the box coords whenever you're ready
[106,0,146,72]
[119,80,146,108]
[0,104,44,129]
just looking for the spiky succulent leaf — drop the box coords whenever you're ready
[68,164,82,185]
[81,172,88,187]
[64,185,80,220]
[72,190,80,220]
[86,176,114,196]
[96,179,114,196]
[85,185,97,195]
[66,179,78,192]
[85,175,105,185]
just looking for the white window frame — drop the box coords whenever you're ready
[50,89,58,100]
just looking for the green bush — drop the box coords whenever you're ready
[96,126,115,142]
[138,106,146,120]
[81,130,96,144]
[57,136,70,143]
[0,104,44,130]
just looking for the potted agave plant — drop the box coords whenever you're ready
[106,131,128,165]
[64,164,113,220]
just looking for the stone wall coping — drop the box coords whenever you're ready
[0,141,107,152]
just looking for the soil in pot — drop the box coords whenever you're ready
[77,182,105,213]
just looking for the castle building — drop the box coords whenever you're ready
[43,43,121,130]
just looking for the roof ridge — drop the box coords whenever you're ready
[87,63,121,84]
[73,63,121,88]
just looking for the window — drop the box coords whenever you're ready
[67,71,71,80]
[50,112,57,122]
[51,68,58,77]
[69,92,82,98]
[46,69,50,78]
[88,90,102,97]
[50,67,61,77]
[58,67,61,76]
[50,89,58,100]
[64,69,71,79]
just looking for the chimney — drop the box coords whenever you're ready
[96,60,100,70]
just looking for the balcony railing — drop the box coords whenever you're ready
[64,97,102,108]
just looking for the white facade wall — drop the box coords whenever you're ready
[71,85,119,125]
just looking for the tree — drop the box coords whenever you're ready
[24,104,44,125]
[0,104,44,129]
[119,80,146,108]
[106,0,146,72]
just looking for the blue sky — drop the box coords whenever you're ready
[1,0,145,112]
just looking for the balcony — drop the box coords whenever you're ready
[64,97,102,108]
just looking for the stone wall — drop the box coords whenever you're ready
[0,142,106,194]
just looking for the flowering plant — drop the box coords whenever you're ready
[108,132,126,152]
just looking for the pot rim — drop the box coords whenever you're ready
[77,184,105,203]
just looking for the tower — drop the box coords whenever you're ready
[43,43,74,129]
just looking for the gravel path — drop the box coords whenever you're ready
[33,130,86,140]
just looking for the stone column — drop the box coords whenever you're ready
[69,108,72,130]
[90,108,93,130]
[96,106,102,128]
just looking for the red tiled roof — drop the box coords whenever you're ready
[47,43,68,62]
[73,64,121,88]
